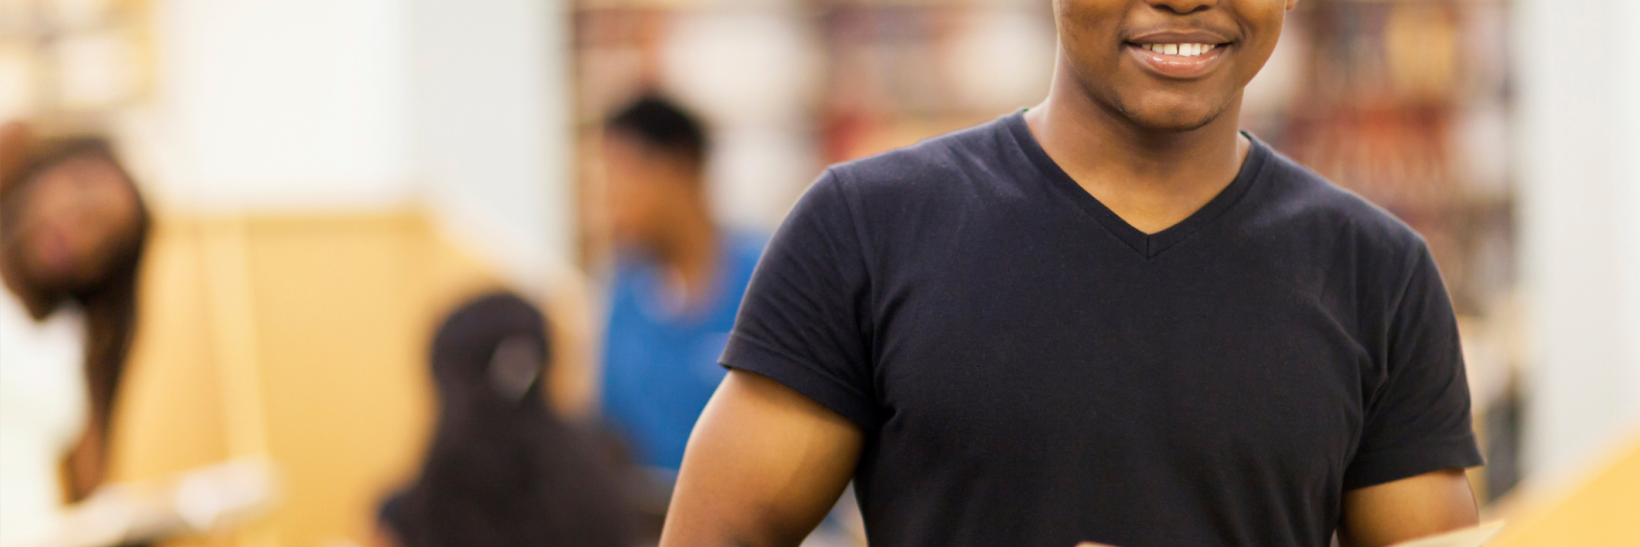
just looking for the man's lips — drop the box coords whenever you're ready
[1124,41,1230,80]
[1121,28,1235,79]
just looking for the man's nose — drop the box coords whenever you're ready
[1146,0,1218,15]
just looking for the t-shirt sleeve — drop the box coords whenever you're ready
[720,169,880,430]
[1343,242,1485,490]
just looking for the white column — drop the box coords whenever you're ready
[1515,0,1640,480]
[152,0,413,209]
[407,0,574,289]
[147,0,574,287]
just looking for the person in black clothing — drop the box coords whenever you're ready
[661,1,1483,546]
[377,293,636,547]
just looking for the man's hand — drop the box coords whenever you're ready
[659,370,865,547]
[1338,468,1479,547]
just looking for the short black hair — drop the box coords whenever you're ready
[604,95,707,165]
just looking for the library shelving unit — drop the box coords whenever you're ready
[570,0,1055,268]
[1270,0,1520,501]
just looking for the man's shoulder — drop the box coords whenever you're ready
[1250,145,1429,256]
[824,116,1015,199]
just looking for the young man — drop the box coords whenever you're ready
[597,97,765,473]
[661,0,1483,546]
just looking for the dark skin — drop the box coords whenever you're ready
[662,1,1479,546]
[600,132,721,311]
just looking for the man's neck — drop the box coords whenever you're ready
[646,206,721,307]
[1024,85,1251,235]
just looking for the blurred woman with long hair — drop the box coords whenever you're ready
[377,292,637,547]
[0,122,151,546]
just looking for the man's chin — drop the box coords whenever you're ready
[1114,96,1232,133]
[1122,109,1223,133]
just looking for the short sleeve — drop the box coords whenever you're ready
[720,169,880,430]
[1343,243,1485,490]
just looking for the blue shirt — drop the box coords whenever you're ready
[600,232,764,470]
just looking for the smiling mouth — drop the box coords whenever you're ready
[1124,41,1232,79]
[1132,43,1220,58]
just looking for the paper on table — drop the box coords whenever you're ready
[1388,521,1506,547]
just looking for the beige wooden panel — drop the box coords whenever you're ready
[242,212,500,547]
[108,216,237,547]
[1491,431,1640,547]
[106,210,501,547]
[110,217,229,483]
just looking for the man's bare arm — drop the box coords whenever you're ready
[660,370,865,547]
[1339,468,1479,547]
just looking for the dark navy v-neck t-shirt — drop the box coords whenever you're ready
[720,113,1482,547]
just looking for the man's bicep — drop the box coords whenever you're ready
[1338,468,1478,547]
[661,370,865,547]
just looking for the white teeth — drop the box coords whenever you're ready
[1141,43,1216,57]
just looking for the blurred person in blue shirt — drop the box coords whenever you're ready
[598,96,763,472]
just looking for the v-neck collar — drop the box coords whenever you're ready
[1004,112,1270,259]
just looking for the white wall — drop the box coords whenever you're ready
[408,0,574,288]
[142,0,573,287]
[152,0,413,209]
[1516,0,1640,481]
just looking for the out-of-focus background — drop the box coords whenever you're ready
[0,0,1636,546]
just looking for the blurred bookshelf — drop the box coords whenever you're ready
[1270,0,1521,501]
[573,0,1521,500]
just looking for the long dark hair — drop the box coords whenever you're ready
[390,292,636,547]
[0,136,151,500]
